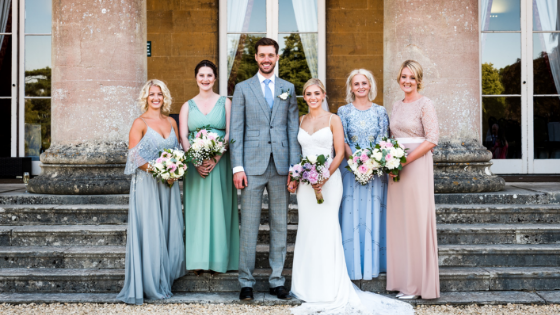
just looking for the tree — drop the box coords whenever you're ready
[24,67,51,156]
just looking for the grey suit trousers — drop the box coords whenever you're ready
[238,155,289,288]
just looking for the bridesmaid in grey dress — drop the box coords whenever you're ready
[117,79,186,305]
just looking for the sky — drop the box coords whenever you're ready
[25,0,51,71]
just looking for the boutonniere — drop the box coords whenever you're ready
[278,89,291,100]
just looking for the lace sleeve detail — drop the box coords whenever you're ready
[376,106,390,144]
[124,138,159,175]
[337,105,350,144]
[421,99,439,145]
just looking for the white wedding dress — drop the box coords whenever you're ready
[290,121,414,315]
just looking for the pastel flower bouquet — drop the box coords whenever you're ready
[289,154,332,204]
[347,137,408,184]
[148,148,188,187]
[187,125,228,167]
[346,146,381,185]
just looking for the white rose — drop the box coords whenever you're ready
[386,158,400,170]
[161,172,170,180]
[371,160,380,169]
[350,163,358,171]
[307,155,318,164]
[155,163,164,170]
[372,150,382,161]
[393,148,405,158]
[177,167,185,176]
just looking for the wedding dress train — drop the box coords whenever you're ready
[290,122,414,315]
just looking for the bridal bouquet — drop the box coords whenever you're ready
[346,145,381,185]
[289,154,332,204]
[148,148,188,187]
[374,137,408,182]
[187,125,228,167]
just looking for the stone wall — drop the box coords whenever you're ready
[147,0,219,114]
[326,0,384,110]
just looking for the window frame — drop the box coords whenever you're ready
[19,0,52,175]
[218,0,326,97]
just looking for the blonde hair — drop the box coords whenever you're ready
[138,79,172,115]
[302,78,327,96]
[396,60,424,91]
[345,69,377,104]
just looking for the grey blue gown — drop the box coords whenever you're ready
[117,121,186,305]
[337,103,389,280]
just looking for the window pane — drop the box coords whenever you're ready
[482,97,522,159]
[227,34,264,96]
[483,0,520,31]
[25,98,51,159]
[25,36,51,97]
[533,0,560,31]
[0,35,12,96]
[533,33,560,94]
[228,0,266,33]
[278,33,315,95]
[534,97,560,159]
[279,0,317,33]
[482,33,521,95]
[25,0,52,34]
[0,0,12,33]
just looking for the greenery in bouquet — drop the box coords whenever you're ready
[372,137,408,182]
[187,125,229,167]
[346,145,382,185]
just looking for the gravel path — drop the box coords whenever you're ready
[0,303,559,314]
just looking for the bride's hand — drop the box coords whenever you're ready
[287,180,298,193]
[311,179,328,192]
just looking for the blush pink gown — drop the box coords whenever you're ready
[386,96,440,299]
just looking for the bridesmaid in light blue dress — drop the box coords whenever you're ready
[117,80,186,305]
[337,69,389,280]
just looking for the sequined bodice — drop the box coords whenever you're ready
[124,125,179,174]
[337,103,389,152]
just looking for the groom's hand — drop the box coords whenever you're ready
[234,171,248,189]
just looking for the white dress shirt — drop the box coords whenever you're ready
[233,72,276,175]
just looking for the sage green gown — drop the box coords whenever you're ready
[184,96,239,272]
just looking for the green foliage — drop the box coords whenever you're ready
[228,35,263,95]
[24,67,51,156]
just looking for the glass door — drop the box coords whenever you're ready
[481,0,560,174]
[531,0,560,173]
[0,1,17,158]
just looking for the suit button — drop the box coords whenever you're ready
[268,141,271,144]
[270,126,273,129]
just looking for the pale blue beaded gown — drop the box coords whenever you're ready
[337,103,389,280]
[117,119,186,305]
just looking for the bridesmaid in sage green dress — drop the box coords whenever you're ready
[179,60,239,274]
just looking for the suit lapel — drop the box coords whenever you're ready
[271,77,283,122]
[249,74,271,121]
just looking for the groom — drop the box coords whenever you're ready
[230,37,301,301]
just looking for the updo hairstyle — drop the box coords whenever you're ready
[195,60,218,77]
[397,60,424,91]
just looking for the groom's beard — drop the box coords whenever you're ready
[258,63,275,75]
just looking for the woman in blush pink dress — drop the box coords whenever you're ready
[386,60,440,300]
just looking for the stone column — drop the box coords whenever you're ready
[384,0,504,193]
[28,0,146,194]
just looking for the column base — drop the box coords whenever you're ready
[27,142,131,195]
[433,140,505,193]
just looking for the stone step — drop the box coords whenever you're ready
[0,290,555,306]
[2,243,560,270]
[3,223,560,247]
[4,203,560,227]
[1,267,559,293]
[0,225,296,246]
[0,183,556,206]
[436,204,560,224]
[0,205,129,226]
[437,223,560,245]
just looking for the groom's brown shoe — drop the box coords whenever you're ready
[270,286,291,300]
[239,287,254,301]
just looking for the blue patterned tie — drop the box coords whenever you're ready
[264,79,273,109]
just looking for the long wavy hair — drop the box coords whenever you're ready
[137,79,172,115]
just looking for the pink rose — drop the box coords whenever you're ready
[358,165,369,174]
[353,156,360,163]
[183,164,187,170]
[385,154,392,161]
[360,153,369,162]
[322,169,331,179]
[208,134,216,141]
[156,158,163,164]
[307,169,319,184]
[379,141,388,148]
[385,142,393,148]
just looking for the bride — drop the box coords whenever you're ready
[287,79,414,315]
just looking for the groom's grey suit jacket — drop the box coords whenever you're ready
[230,74,301,175]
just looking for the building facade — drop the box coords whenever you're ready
[2,0,557,194]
